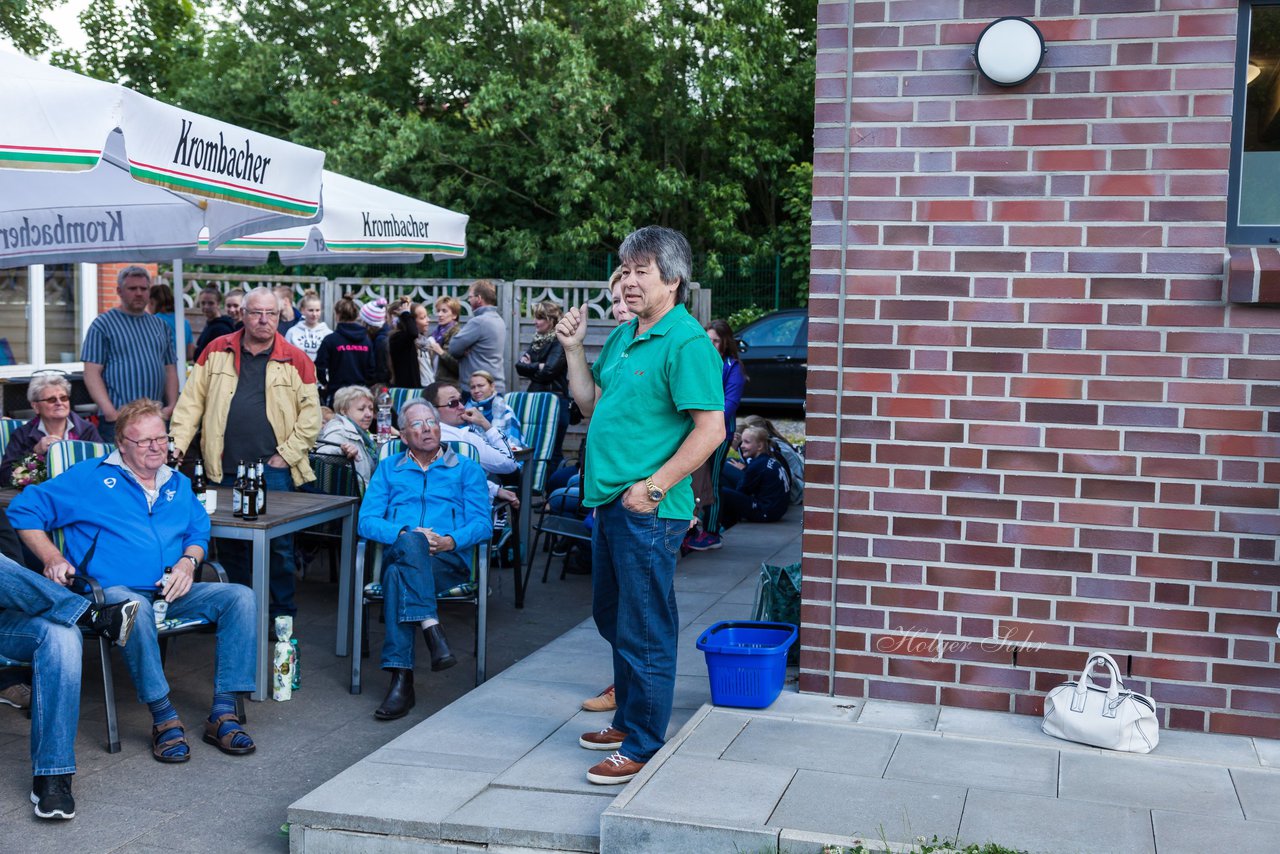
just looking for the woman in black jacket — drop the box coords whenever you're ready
[515,301,569,470]
[387,306,423,389]
[315,296,375,406]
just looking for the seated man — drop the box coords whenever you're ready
[9,399,258,765]
[358,399,492,721]
[424,381,518,477]
[0,554,138,819]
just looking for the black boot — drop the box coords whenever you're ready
[423,624,457,672]
[374,669,415,720]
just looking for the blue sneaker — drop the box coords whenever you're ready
[686,531,722,551]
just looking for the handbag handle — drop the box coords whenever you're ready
[1070,652,1124,711]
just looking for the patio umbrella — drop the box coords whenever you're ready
[193,170,468,265]
[0,49,325,268]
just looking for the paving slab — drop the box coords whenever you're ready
[676,708,749,757]
[884,731,1060,796]
[1253,736,1280,768]
[722,716,900,777]
[1152,808,1280,854]
[856,698,939,731]
[599,811,778,854]
[619,754,795,827]
[770,768,966,844]
[493,714,633,794]
[1230,766,1280,822]
[960,788,1155,854]
[1148,727,1262,767]
[746,688,862,724]
[442,787,611,851]
[374,707,562,761]
[1058,751,1242,817]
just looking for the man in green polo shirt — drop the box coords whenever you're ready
[557,225,725,785]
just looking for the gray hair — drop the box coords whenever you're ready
[27,373,71,404]
[332,385,374,416]
[116,265,151,287]
[618,226,692,305]
[398,398,439,430]
[244,286,282,311]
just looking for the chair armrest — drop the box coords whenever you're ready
[66,573,105,604]
[201,560,231,584]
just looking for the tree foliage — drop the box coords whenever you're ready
[42,1,816,291]
[0,0,64,54]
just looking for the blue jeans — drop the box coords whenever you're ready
[101,582,256,703]
[0,557,85,775]
[216,466,297,617]
[380,532,470,671]
[591,498,686,763]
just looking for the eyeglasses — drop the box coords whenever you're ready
[408,419,439,430]
[245,310,278,321]
[440,398,465,409]
[120,435,168,449]
[34,395,70,404]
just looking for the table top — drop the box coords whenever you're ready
[0,485,356,528]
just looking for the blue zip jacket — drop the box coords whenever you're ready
[7,455,210,590]
[358,447,493,561]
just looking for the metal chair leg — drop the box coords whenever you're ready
[98,636,120,754]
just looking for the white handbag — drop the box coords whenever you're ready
[1042,652,1160,754]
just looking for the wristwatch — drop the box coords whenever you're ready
[645,477,665,503]
[177,554,200,572]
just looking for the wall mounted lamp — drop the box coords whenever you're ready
[973,17,1047,87]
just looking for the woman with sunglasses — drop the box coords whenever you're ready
[0,374,103,486]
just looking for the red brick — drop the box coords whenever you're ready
[1229,691,1280,714]
[1137,507,1217,531]
[1073,626,1148,652]
[969,424,1042,447]
[1216,613,1280,637]
[1208,714,1280,739]
[888,658,956,682]
[1076,577,1152,602]
[1134,607,1209,632]
[944,591,1015,616]
[1080,478,1156,502]
[1021,549,1092,573]
[1059,502,1134,527]
[1045,427,1121,451]
[1080,527,1155,552]
[1213,664,1280,690]
[1062,454,1136,476]
[868,680,938,704]
[1195,585,1275,611]
[1001,524,1074,547]
[1131,657,1208,682]
[946,496,1019,520]
[998,620,1071,646]
[1004,474,1077,497]
[1201,485,1280,509]
[1153,632,1229,658]
[941,686,1014,712]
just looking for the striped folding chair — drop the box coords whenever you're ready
[0,417,22,457]
[387,387,425,420]
[44,439,114,478]
[352,439,488,693]
[504,392,563,496]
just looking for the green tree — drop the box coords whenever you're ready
[0,0,64,54]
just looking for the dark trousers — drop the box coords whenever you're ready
[215,467,297,618]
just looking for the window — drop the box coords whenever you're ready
[740,313,804,349]
[0,263,90,373]
[1229,1,1280,244]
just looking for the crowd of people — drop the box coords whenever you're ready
[0,232,803,820]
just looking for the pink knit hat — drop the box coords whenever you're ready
[359,298,387,326]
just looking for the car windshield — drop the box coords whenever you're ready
[741,315,803,348]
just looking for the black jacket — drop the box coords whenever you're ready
[514,336,567,397]
[315,323,374,403]
[194,315,238,360]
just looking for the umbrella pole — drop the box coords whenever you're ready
[173,258,187,391]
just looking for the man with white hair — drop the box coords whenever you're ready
[171,286,321,619]
[81,265,179,442]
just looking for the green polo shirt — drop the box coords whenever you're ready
[583,304,724,520]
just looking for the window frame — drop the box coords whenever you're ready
[1228,0,1280,246]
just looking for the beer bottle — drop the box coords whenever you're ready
[193,458,208,511]
[167,437,177,467]
[243,469,259,520]
[232,461,246,518]
[256,459,267,514]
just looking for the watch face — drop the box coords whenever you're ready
[648,488,663,501]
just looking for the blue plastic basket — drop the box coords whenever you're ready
[696,620,797,708]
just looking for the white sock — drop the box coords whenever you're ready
[420,618,439,628]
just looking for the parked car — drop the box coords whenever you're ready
[734,308,807,410]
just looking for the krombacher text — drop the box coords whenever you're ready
[362,212,431,238]
[172,119,272,183]
[0,211,124,250]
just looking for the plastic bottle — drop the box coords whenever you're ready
[376,388,393,444]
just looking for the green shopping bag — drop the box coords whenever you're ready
[753,561,802,663]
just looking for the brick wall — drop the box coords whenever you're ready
[804,0,1279,736]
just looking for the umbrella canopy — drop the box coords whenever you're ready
[0,49,325,267]
[195,170,467,265]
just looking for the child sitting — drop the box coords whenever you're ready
[720,425,791,528]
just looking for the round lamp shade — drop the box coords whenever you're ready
[974,17,1046,87]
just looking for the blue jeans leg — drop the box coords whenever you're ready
[591,498,685,763]
[379,532,470,671]
[168,582,257,694]
[0,555,89,626]
[214,467,298,618]
[100,587,169,704]
[0,610,81,775]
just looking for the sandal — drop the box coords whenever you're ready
[203,713,256,756]
[152,718,190,763]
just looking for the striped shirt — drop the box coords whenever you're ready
[81,309,175,408]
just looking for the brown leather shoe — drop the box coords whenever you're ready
[581,684,616,712]
[586,752,645,785]
[579,726,627,750]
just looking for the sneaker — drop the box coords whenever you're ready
[581,685,616,712]
[579,726,627,750]
[586,752,645,785]
[0,682,32,710]
[31,774,75,820]
[550,538,570,557]
[81,600,139,647]
[685,531,722,551]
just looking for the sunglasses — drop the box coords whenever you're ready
[35,395,70,404]
[440,398,465,409]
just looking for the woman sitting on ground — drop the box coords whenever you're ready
[468,370,525,448]
[0,374,103,486]
[314,385,379,486]
[739,414,804,505]
[720,425,791,528]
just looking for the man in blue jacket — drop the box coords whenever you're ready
[358,398,493,720]
[9,399,257,765]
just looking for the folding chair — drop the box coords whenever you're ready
[504,391,564,497]
[386,387,425,420]
[302,452,364,581]
[350,438,489,693]
[0,417,22,457]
